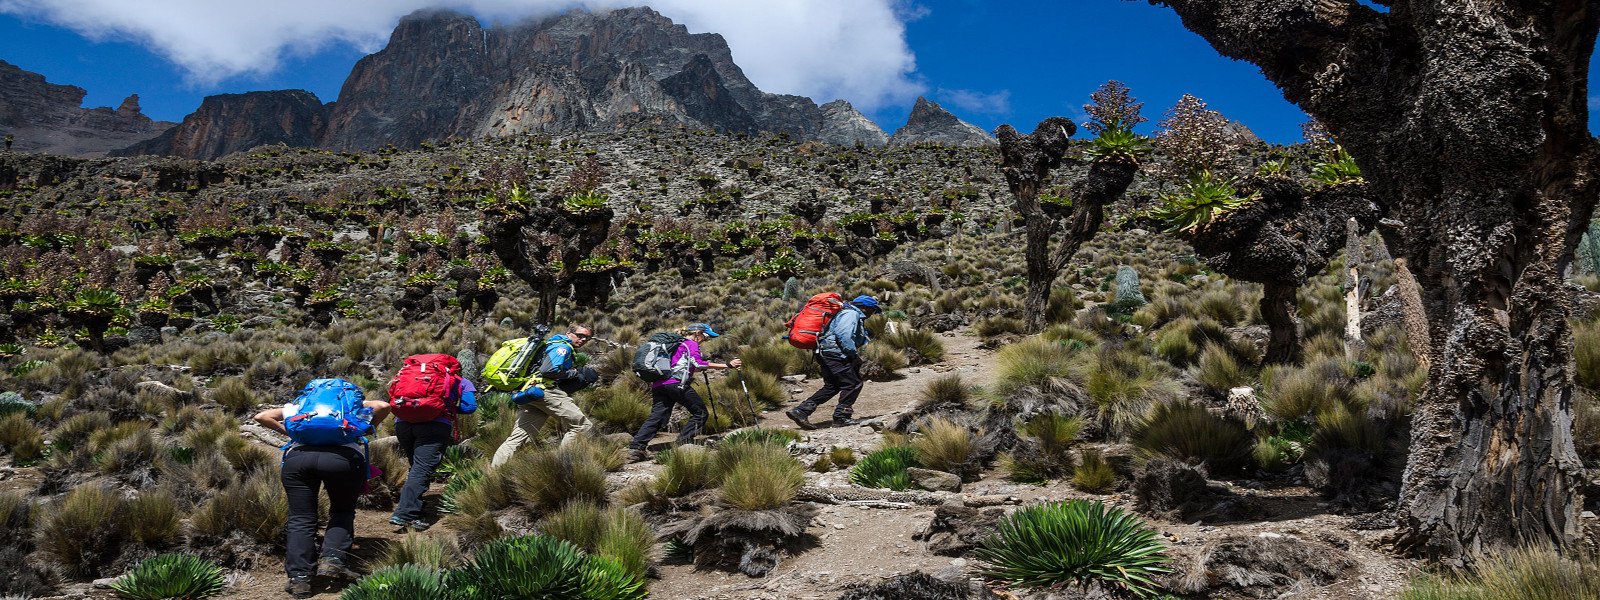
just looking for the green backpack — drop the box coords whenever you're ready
[482,327,550,392]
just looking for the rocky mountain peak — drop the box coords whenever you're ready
[889,97,996,147]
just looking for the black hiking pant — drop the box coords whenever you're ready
[393,420,452,522]
[282,445,364,577]
[795,353,863,421]
[631,384,708,450]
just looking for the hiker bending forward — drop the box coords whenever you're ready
[787,295,880,429]
[491,326,598,467]
[253,389,390,598]
[629,323,740,462]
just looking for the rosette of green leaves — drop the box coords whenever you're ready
[975,500,1170,597]
[110,553,225,600]
[340,564,456,600]
[1084,127,1153,163]
[1150,171,1258,232]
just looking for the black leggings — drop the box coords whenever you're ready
[281,445,364,577]
[631,384,709,450]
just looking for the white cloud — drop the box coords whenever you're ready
[0,0,923,111]
[937,88,1010,116]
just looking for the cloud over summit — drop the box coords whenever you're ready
[0,0,924,111]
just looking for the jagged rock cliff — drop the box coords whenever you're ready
[113,90,326,160]
[819,100,890,147]
[0,60,174,157]
[889,97,996,147]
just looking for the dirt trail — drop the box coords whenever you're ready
[209,328,1415,600]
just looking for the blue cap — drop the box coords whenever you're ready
[852,295,881,310]
[688,323,720,337]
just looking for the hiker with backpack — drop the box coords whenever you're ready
[786,295,882,430]
[385,354,477,531]
[252,380,391,598]
[627,323,741,462]
[490,325,601,467]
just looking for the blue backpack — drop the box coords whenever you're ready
[284,379,370,446]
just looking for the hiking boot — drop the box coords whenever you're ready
[389,515,432,531]
[628,449,652,463]
[785,408,815,430]
[317,557,361,580]
[284,575,312,598]
[832,417,862,427]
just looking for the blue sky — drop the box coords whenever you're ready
[0,1,1591,145]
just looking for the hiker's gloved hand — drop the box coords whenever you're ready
[577,367,600,386]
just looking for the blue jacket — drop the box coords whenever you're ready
[536,335,579,381]
[818,305,870,358]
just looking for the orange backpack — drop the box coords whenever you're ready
[784,292,844,350]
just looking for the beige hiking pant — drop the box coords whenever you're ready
[490,386,593,467]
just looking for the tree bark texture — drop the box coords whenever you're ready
[1149,0,1597,562]
[1178,177,1382,364]
[998,119,1141,333]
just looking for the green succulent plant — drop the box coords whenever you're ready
[974,500,1171,597]
[110,553,226,600]
[1150,170,1258,232]
[848,446,921,491]
[452,535,586,600]
[1084,127,1153,162]
[72,289,123,315]
[1310,148,1363,185]
[339,564,456,600]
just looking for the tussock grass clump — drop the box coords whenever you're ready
[849,446,921,491]
[1134,401,1253,475]
[1575,318,1600,389]
[1072,448,1117,493]
[975,499,1170,597]
[860,343,908,379]
[995,337,1077,397]
[340,564,454,600]
[1398,547,1600,600]
[1046,287,1083,324]
[975,316,1027,339]
[721,427,799,447]
[1193,342,1247,394]
[503,444,609,513]
[1041,324,1099,348]
[38,483,126,576]
[210,377,261,414]
[189,470,288,545]
[1004,412,1081,484]
[369,532,458,571]
[1075,347,1180,440]
[883,327,945,364]
[125,488,182,545]
[655,444,714,497]
[0,413,44,462]
[580,384,651,433]
[109,553,226,600]
[912,417,976,477]
[917,373,969,410]
[716,442,806,510]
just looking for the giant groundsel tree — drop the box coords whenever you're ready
[1143,0,1597,564]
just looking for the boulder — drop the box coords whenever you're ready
[906,467,962,492]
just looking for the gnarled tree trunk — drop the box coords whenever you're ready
[1149,0,1596,563]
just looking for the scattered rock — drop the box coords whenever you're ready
[1166,534,1359,598]
[241,315,276,329]
[1132,458,1211,519]
[906,467,961,492]
[781,374,807,383]
[914,505,1004,556]
[835,571,1000,600]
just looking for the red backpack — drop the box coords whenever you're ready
[387,354,461,423]
[785,292,844,350]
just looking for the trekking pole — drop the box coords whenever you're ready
[701,370,720,433]
[735,366,757,426]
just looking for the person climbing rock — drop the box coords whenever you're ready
[787,295,881,429]
[628,323,741,462]
[490,325,600,467]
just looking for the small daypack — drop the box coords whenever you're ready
[387,354,461,423]
[633,332,688,382]
[482,329,551,392]
[784,292,844,350]
[285,379,369,446]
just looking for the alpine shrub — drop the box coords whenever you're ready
[38,483,126,576]
[849,446,921,490]
[368,532,458,571]
[718,442,806,510]
[1134,401,1253,475]
[1398,546,1600,600]
[339,564,455,600]
[1072,448,1117,493]
[975,500,1170,597]
[110,553,226,600]
[503,445,609,513]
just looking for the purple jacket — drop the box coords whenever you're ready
[652,339,706,388]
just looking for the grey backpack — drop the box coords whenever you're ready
[632,332,688,382]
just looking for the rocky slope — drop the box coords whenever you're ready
[106,7,923,161]
[113,90,326,160]
[889,97,997,147]
[0,60,175,157]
